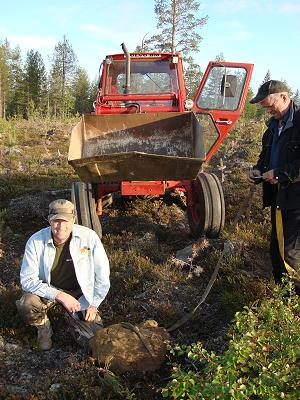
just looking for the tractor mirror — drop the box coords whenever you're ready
[221,74,237,97]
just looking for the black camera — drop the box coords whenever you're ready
[251,175,263,184]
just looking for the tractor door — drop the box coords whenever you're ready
[193,62,253,161]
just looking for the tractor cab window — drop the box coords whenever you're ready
[106,59,179,95]
[196,66,247,111]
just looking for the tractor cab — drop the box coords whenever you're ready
[95,51,185,114]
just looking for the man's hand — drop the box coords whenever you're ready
[248,168,262,185]
[55,291,80,314]
[262,169,278,185]
[85,305,98,322]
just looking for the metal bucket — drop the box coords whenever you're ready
[68,112,205,183]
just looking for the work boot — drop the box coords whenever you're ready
[37,319,53,351]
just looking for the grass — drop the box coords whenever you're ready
[0,116,78,207]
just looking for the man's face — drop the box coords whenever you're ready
[50,218,74,244]
[259,93,289,120]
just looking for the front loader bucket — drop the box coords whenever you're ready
[68,112,205,183]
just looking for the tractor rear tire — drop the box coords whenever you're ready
[187,172,225,238]
[71,182,102,239]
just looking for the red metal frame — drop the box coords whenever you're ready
[96,180,193,215]
[97,180,190,198]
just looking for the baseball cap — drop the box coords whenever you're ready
[250,80,289,104]
[48,199,75,222]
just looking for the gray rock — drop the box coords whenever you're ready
[50,383,63,392]
[20,372,33,381]
[175,244,193,264]
[5,343,23,352]
[0,335,5,349]
[6,384,28,395]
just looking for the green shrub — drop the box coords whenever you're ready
[163,279,300,400]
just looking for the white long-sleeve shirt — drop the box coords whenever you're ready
[20,224,110,310]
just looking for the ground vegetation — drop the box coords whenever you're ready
[0,115,298,399]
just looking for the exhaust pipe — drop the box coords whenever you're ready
[121,43,131,94]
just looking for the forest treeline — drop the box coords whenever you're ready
[0,36,98,119]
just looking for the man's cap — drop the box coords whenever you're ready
[250,80,289,104]
[48,199,75,222]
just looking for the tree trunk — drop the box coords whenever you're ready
[171,0,177,54]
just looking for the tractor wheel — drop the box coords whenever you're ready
[71,182,102,239]
[187,172,225,238]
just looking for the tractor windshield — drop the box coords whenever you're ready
[105,59,179,95]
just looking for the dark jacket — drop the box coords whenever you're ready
[255,102,300,209]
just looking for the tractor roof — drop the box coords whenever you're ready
[105,52,182,62]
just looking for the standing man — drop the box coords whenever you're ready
[249,80,300,293]
[16,199,110,350]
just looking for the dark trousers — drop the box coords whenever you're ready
[270,206,300,292]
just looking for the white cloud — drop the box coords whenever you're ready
[79,24,147,52]
[236,31,254,39]
[213,0,262,13]
[7,34,56,50]
[280,3,300,12]
[80,24,101,34]
[212,0,300,14]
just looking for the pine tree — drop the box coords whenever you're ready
[72,67,91,114]
[141,0,208,99]
[0,39,10,118]
[215,52,225,62]
[88,78,99,112]
[256,70,272,120]
[293,89,299,106]
[49,35,77,117]
[23,49,47,116]
[184,56,202,98]
[261,69,271,84]
[6,45,25,117]
[0,40,26,118]
[241,87,257,121]
[281,79,293,97]
[144,0,208,55]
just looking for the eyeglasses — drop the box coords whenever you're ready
[261,95,281,110]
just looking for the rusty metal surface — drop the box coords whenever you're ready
[68,112,205,182]
[69,153,203,182]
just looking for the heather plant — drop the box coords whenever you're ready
[162,278,300,400]
[0,208,6,235]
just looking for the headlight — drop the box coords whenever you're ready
[185,99,194,110]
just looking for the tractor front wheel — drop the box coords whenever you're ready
[187,172,225,238]
[71,182,102,239]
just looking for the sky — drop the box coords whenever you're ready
[1,0,300,95]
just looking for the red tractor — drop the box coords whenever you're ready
[68,43,253,238]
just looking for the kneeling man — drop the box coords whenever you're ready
[16,199,110,351]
